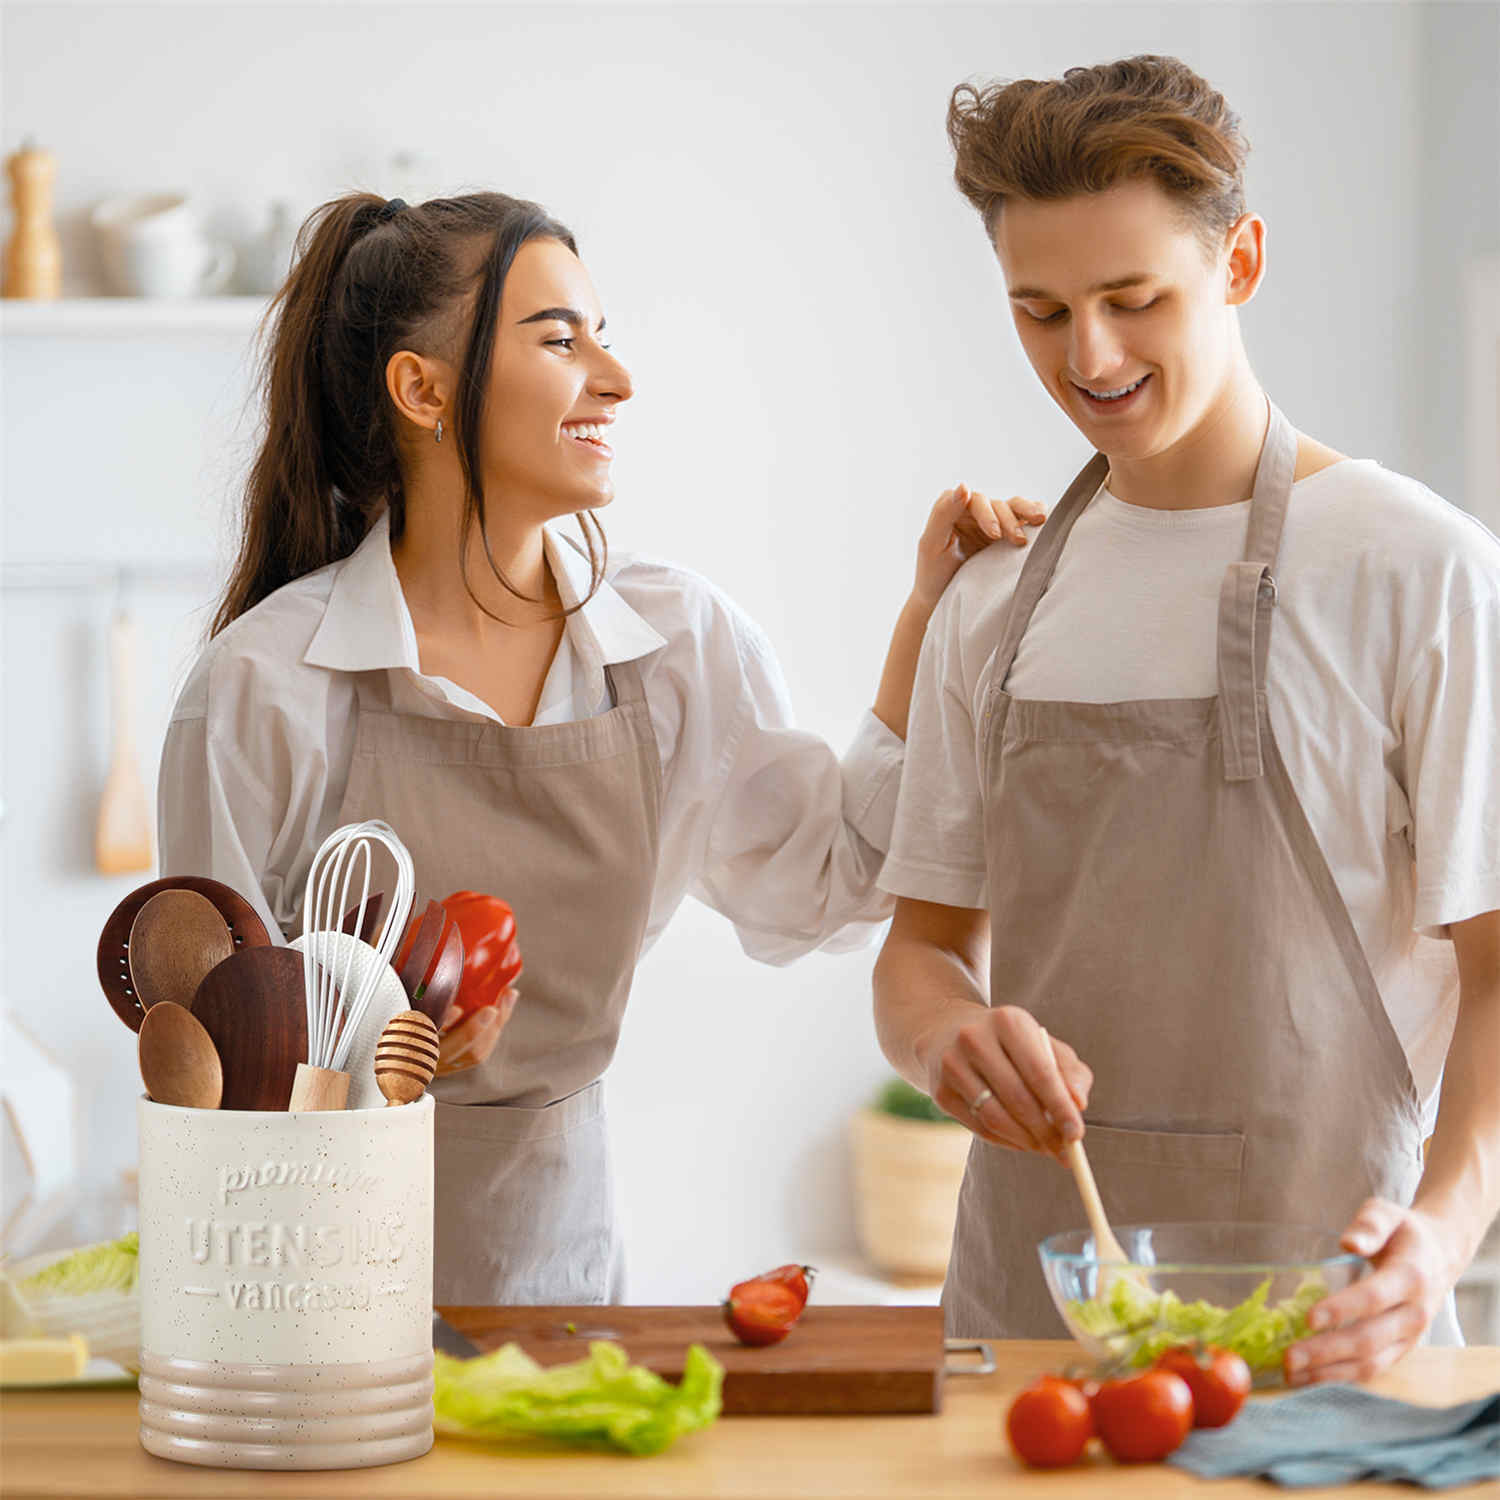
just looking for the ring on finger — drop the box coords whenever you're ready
[968,1086,994,1115]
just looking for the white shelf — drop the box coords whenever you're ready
[0,296,267,336]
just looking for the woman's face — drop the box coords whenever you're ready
[480,236,633,521]
[992,179,1254,463]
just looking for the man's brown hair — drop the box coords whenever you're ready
[947,55,1249,247]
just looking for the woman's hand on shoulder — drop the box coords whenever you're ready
[913,484,1045,611]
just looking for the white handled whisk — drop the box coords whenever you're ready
[288,819,416,1110]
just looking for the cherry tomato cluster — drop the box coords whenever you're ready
[722,1264,815,1346]
[1006,1343,1251,1470]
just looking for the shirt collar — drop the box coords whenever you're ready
[303,510,666,680]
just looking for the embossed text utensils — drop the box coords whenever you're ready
[289,821,416,1111]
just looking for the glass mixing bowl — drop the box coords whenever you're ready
[1038,1221,1364,1383]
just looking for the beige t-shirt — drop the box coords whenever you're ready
[881,459,1500,1125]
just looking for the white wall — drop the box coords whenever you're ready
[3,2,1495,1300]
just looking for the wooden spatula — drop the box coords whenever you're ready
[191,947,308,1110]
[95,609,152,875]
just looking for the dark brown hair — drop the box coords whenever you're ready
[212,191,606,636]
[947,55,1248,245]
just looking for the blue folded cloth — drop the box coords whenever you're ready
[1169,1384,1500,1489]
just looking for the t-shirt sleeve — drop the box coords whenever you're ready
[1396,594,1500,933]
[878,581,989,908]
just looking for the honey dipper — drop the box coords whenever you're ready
[374,1009,440,1106]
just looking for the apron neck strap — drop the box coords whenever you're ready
[604,656,648,710]
[991,452,1109,688]
[1217,400,1299,781]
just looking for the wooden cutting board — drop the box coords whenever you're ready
[440,1304,957,1415]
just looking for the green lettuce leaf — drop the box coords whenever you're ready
[15,1233,141,1372]
[1067,1271,1327,1372]
[19,1233,138,1296]
[433,1339,723,1456]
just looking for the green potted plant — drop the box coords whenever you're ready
[850,1078,972,1280]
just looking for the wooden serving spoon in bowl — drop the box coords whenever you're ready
[128,889,235,1013]
[138,1001,223,1109]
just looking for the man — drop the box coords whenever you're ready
[873,55,1500,1384]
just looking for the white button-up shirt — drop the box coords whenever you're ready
[159,511,903,961]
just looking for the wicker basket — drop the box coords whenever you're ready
[850,1107,972,1279]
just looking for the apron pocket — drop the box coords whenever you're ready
[1081,1123,1245,1227]
[432,1084,616,1306]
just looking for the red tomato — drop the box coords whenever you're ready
[758,1263,816,1312]
[1091,1370,1194,1463]
[1006,1376,1094,1468]
[722,1280,803,1346]
[440,890,523,1018]
[1154,1345,1251,1429]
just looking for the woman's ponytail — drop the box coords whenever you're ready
[212,194,388,635]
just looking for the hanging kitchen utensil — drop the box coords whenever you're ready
[339,891,384,945]
[191,947,307,1111]
[127,889,234,1013]
[374,1010,439,1107]
[137,1001,222,1109]
[97,875,272,1032]
[289,820,415,1111]
[94,602,152,876]
[290,929,408,1110]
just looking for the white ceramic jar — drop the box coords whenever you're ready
[136,1093,434,1470]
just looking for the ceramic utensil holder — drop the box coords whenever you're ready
[136,1093,434,1470]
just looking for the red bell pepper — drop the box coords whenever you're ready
[440,889,523,1019]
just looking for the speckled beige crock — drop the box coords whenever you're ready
[136,1093,434,1469]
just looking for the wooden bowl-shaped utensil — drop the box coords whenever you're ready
[97,875,272,1032]
[191,947,307,1111]
[138,1000,223,1109]
[128,889,235,1014]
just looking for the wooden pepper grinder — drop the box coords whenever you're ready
[3,140,62,300]
[374,1009,440,1106]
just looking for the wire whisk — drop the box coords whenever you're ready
[288,819,416,1110]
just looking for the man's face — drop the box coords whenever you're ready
[993,180,1247,462]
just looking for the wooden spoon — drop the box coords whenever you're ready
[138,1001,222,1108]
[375,1010,439,1106]
[128,889,234,1013]
[96,876,271,1032]
[191,947,308,1110]
[1039,1023,1147,1290]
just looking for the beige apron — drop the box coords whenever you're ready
[946,405,1428,1337]
[337,657,661,1305]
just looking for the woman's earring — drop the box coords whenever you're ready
[434,419,444,444]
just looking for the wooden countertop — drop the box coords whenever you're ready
[3,1342,1497,1498]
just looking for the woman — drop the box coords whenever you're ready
[159,190,1041,1304]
